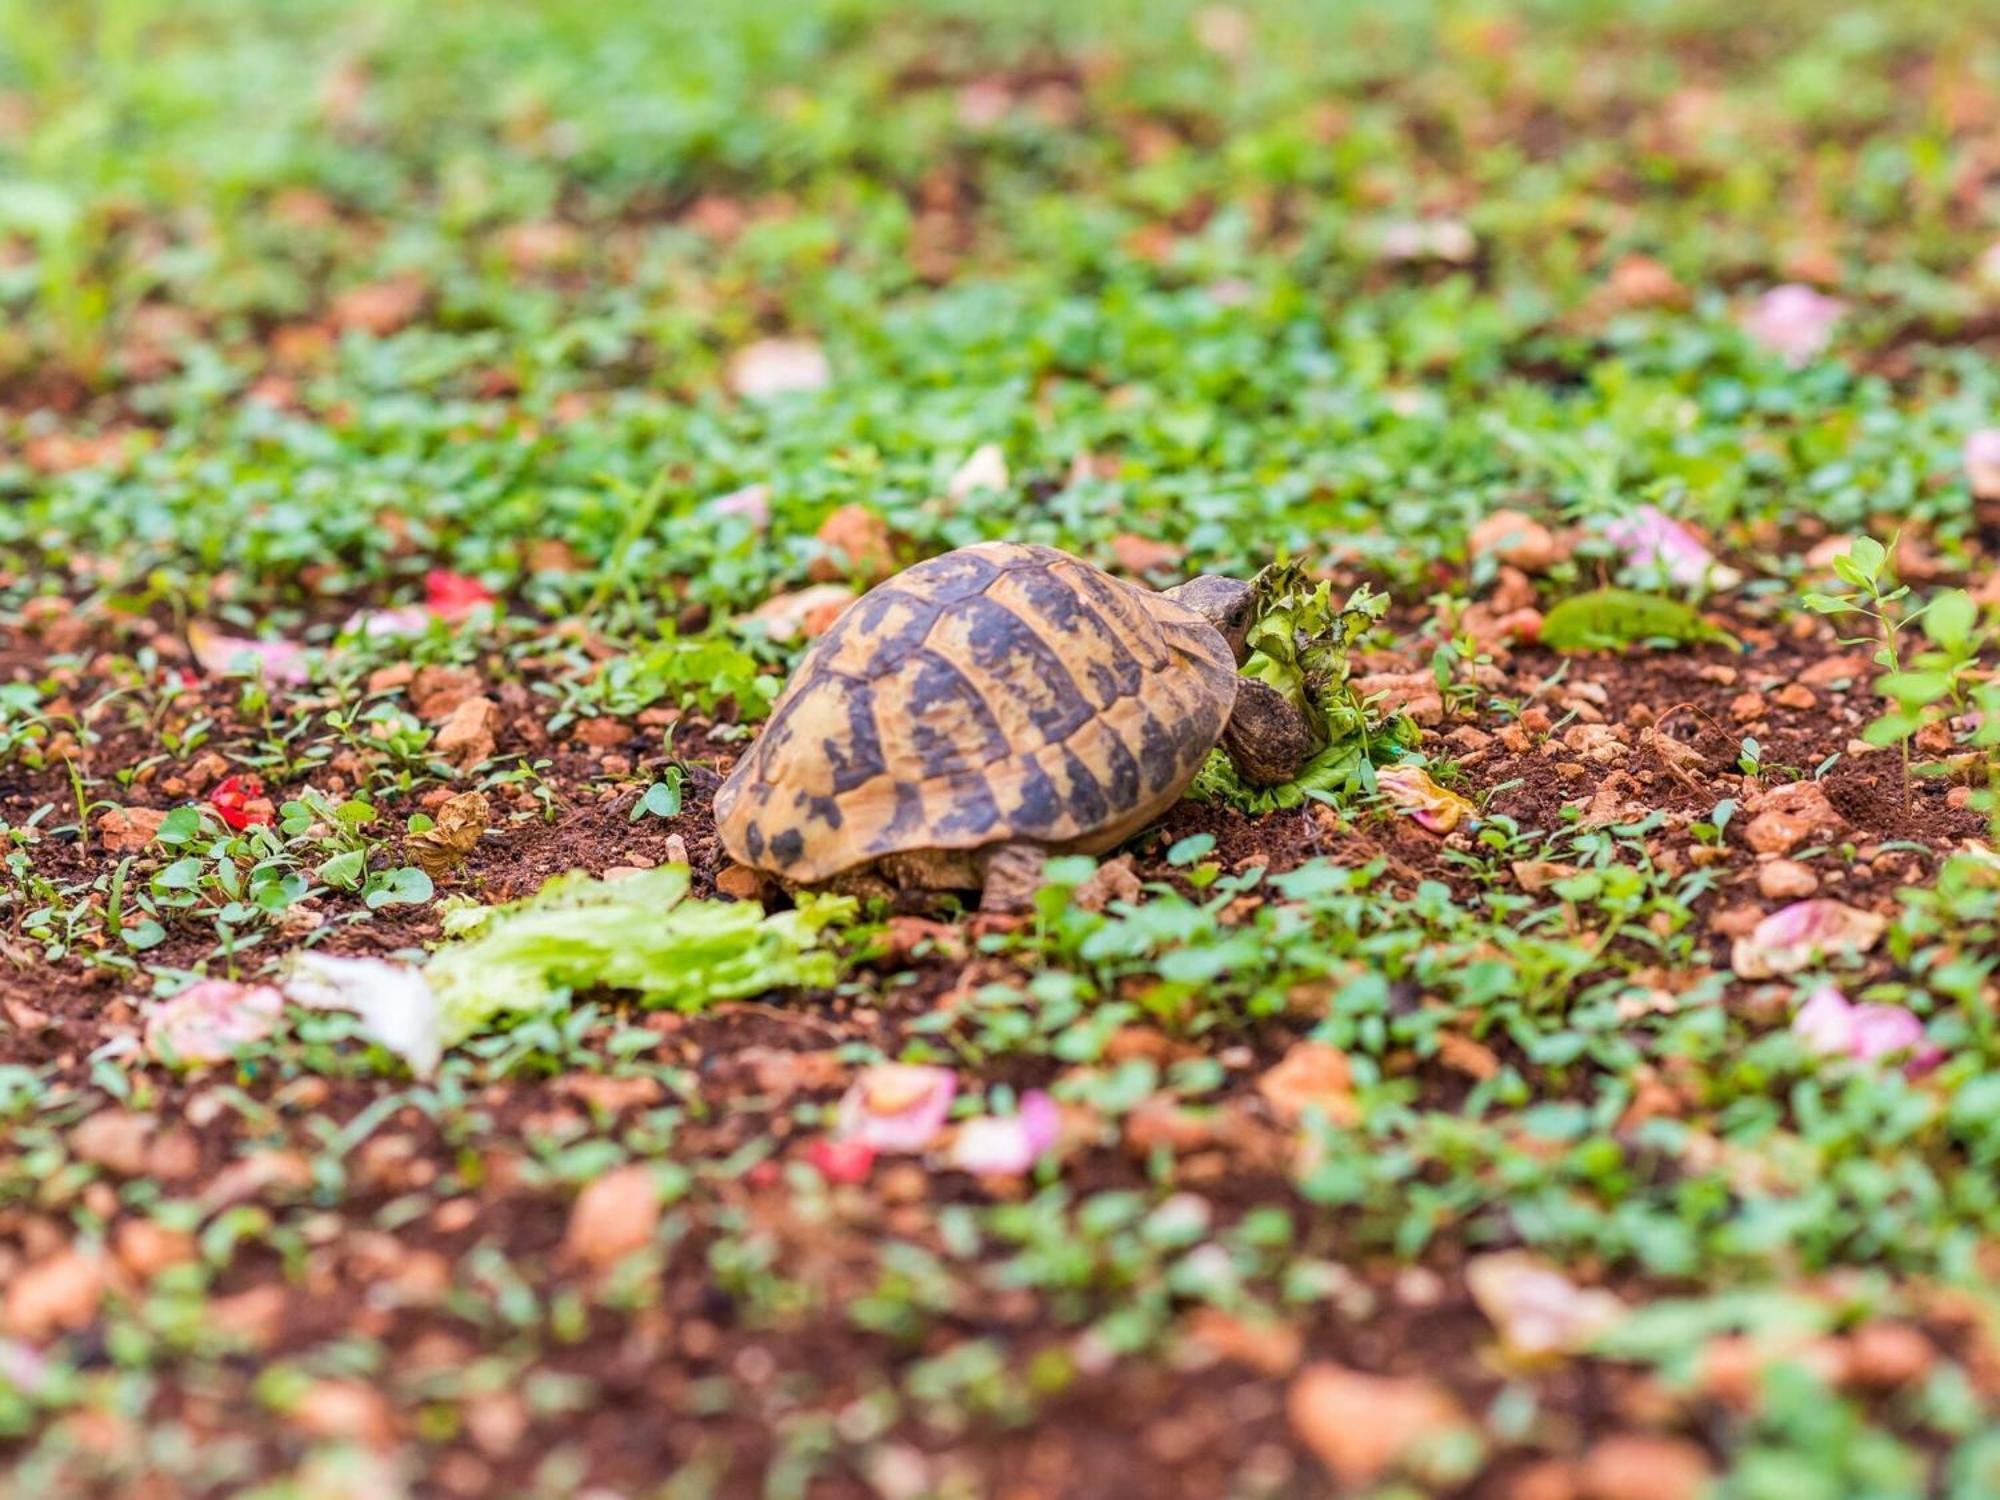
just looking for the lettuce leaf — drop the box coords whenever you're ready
[1539,588,1736,653]
[428,865,852,1041]
[1237,563,1386,743]
[1189,565,1418,812]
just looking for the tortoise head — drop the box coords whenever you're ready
[1161,574,1254,664]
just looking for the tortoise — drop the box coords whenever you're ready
[713,541,1319,911]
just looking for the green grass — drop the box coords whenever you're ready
[5,1,2000,1496]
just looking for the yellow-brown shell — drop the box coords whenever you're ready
[714,542,1239,884]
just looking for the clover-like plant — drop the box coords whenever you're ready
[1800,535,1983,807]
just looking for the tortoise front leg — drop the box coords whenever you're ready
[1221,678,1320,787]
[978,842,1048,914]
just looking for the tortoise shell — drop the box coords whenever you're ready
[714,542,1240,884]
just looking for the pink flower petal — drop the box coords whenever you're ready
[340,571,493,641]
[836,1064,957,1154]
[0,1339,50,1395]
[346,606,434,641]
[805,1137,876,1184]
[1849,1005,1939,1068]
[1741,284,1845,365]
[1732,900,1886,979]
[948,1090,1060,1176]
[1964,430,2000,502]
[1377,217,1476,264]
[143,980,285,1064]
[1600,505,1741,589]
[1791,986,1941,1073]
[707,483,772,528]
[188,623,311,685]
[1790,985,1857,1055]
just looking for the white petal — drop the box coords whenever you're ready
[285,954,443,1076]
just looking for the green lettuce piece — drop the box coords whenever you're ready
[1237,563,1387,743]
[427,865,852,1041]
[1189,564,1417,812]
[1539,588,1737,653]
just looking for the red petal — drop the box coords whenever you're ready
[805,1137,877,1185]
[424,569,496,618]
[209,774,272,830]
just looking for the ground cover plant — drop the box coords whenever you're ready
[6,0,2000,1494]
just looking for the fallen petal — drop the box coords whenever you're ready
[805,1136,877,1185]
[947,443,1009,501]
[355,607,433,640]
[949,1090,1059,1175]
[1732,899,1886,979]
[144,980,285,1064]
[1848,1005,1922,1060]
[728,338,829,398]
[707,482,773,528]
[1601,505,1742,590]
[1789,985,1857,1054]
[1376,765,1477,833]
[0,1339,51,1396]
[1376,217,1476,265]
[1466,1252,1625,1360]
[1965,430,2000,503]
[1741,284,1844,365]
[284,953,444,1076]
[188,622,311,685]
[209,773,274,831]
[424,569,496,618]
[836,1064,957,1154]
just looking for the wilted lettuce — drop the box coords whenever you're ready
[1190,564,1417,812]
[1236,563,1384,744]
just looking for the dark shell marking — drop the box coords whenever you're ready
[714,542,1239,884]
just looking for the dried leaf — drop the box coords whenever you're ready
[432,696,499,771]
[749,583,856,642]
[563,1163,661,1266]
[407,791,490,877]
[1288,1364,1470,1486]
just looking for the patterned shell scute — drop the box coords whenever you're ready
[714,542,1239,883]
